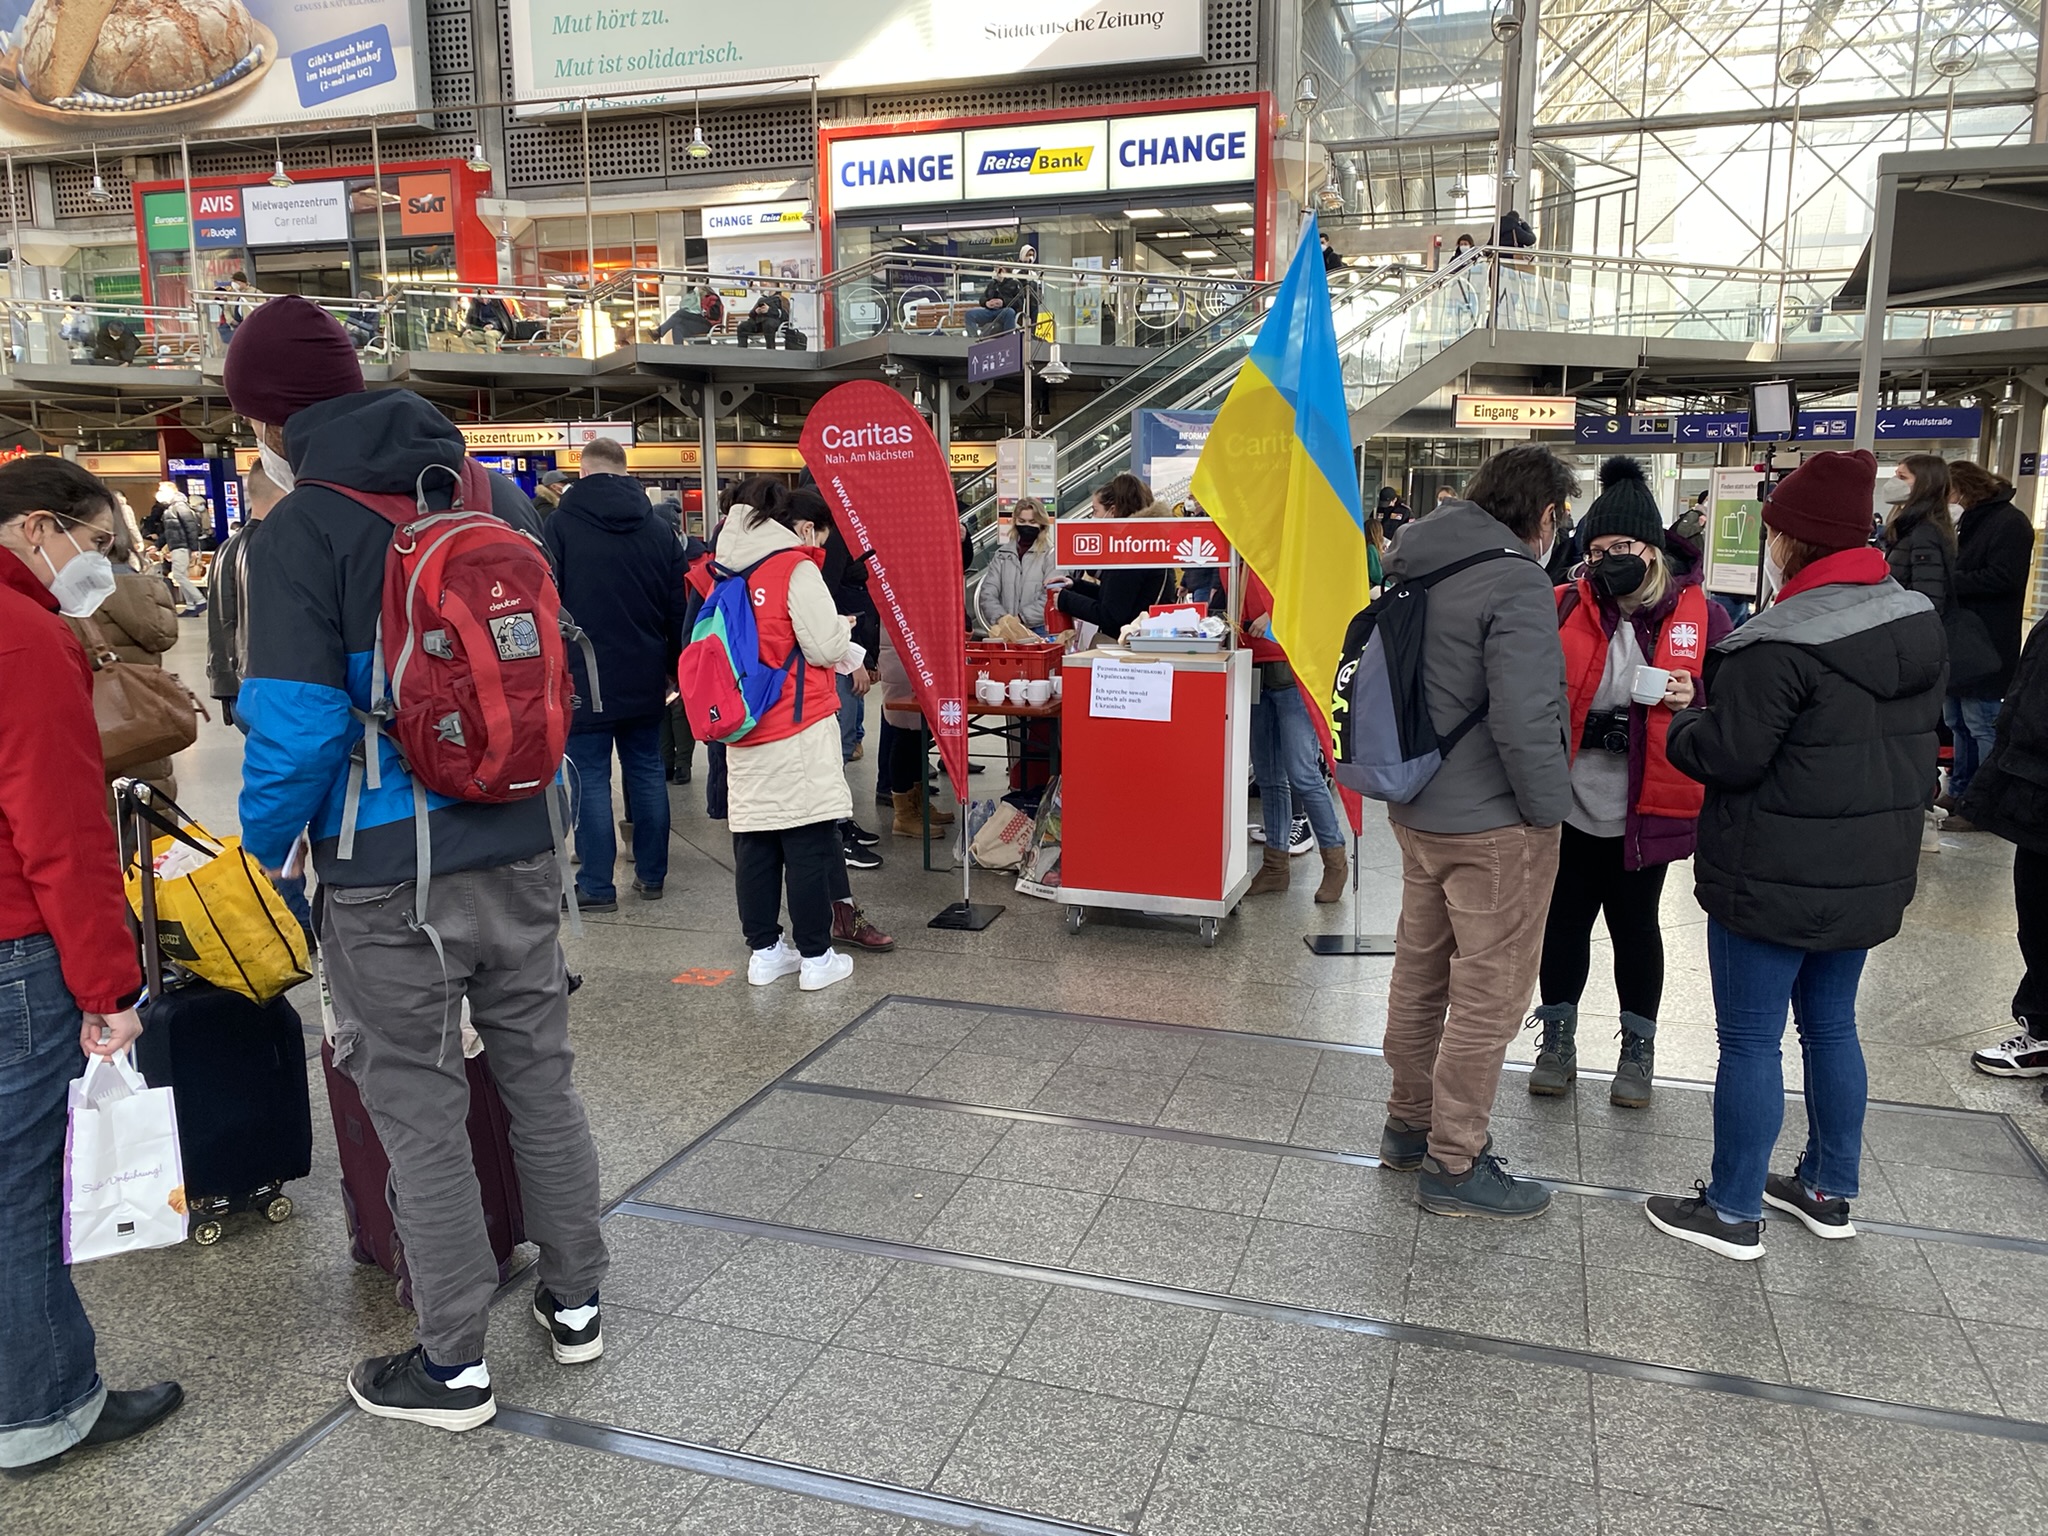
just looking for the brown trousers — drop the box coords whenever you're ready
[1383,821,1562,1170]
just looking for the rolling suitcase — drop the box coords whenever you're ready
[119,782,314,1245]
[317,964,527,1311]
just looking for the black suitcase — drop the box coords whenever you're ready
[120,782,314,1245]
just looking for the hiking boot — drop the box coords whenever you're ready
[1645,1183,1764,1261]
[1971,1022,2048,1077]
[1246,845,1290,895]
[892,790,923,837]
[832,900,895,951]
[1314,844,1347,904]
[1611,1013,1655,1108]
[1379,1117,1429,1171]
[1417,1150,1552,1220]
[1762,1172,1855,1239]
[347,1347,495,1432]
[1526,1004,1577,1096]
[531,1285,604,1363]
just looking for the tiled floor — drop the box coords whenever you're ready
[20,622,2048,1536]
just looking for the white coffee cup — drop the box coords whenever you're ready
[1631,665,1672,705]
[976,679,1005,705]
[1050,675,1064,701]
[1024,679,1052,706]
[1007,677,1031,704]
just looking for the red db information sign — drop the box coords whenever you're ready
[1055,517,1232,570]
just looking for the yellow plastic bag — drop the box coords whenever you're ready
[125,806,310,1004]
[1034,310,1056,343]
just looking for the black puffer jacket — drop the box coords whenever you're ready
[1962,614,2048,854]
[1667,552,1946,950]
[1884,510,1953,617]
[1952,496,2035,697]
[542,470,689,726]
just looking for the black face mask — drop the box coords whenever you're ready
[1590,551,1648,598]
[1016,524,1042,553]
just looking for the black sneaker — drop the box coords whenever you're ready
[1417,1150,1552,1220]
[532,1285,604,1364]
[842,836,883,870]
[573,895,618,913]
[1971,1024,2048,1077]
[1645,1183,1764,1261]
[1762,1172,1855,1239]
[842,819,882,848]
[1288,812,1315,856]
[1379,1117,1428,1171]
[347,1347,495,1431]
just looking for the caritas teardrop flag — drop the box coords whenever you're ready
[802,382,969,801]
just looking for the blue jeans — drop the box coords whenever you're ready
[1250,680,1343,850]
[1704,920,1868,1223]
[963,305,1017,336]
[836,672,865,761]
[566,719,669,900]
[0,936,106,1469]
[1944,693,2002,798]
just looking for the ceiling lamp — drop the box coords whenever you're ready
[87,148,111,205]
[466,142,491,173]
[1778,43,1821,89]
[268,137,292,188]
[687,88,712,160]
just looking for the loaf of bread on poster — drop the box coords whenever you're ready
[19,0,253,101]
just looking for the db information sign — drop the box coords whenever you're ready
[1056,518,1232,569]
[1453,394,1573,429]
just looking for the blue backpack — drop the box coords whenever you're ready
[677,551,806,744]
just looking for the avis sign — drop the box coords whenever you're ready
[1453,395,1573,429]
[1056,518,1232,570]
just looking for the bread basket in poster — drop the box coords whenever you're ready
[1,0,274,126]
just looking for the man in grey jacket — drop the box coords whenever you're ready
[1379,445,1577,1219]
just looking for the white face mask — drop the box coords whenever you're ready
[1879,478,1913,505]
[40,523,117,618]
[1949,502,1965,518]
[1762,540,1786,599]
[258,438,295,494]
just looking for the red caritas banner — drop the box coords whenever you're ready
[1054,517,1232,570]
[802,382,969,801]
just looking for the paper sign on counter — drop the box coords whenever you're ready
[1089,658,1173,722]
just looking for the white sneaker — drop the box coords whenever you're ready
[799,948,854,992]
[748,939,802,986]
[1971,1024,2048,1077]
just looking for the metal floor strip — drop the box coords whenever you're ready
[617,1199,2048,1447]
[167,1403,354,1535]
[773,1079,2048,1256]
[492,1406,1117,1536]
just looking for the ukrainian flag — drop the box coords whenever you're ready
[1192,214,1373,767]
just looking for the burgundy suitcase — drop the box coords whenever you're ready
[321,1041,527,1310]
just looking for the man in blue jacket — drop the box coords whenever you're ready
[543,436,689,908]
[225,297,607,1433]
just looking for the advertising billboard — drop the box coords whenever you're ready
[0,0,428,149]
[507,0,1202,115]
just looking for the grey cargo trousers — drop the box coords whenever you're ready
[322,854,608,1365]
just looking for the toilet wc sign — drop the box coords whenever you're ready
[1056,517,1233,569]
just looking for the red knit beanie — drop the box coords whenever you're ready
[1762,449,1877,550]
[223,295,365,425]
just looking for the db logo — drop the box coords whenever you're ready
[1668,621,1701,657]
[1073,532,1104,556]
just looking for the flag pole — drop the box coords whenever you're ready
[928,728,1003,932]
[1304,823,1391,955]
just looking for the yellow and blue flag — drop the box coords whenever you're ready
[1192,214,1373,816]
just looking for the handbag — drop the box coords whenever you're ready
[79,618,205,774]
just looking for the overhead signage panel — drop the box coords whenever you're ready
[703,201,813,236]
[396,173,454,237]
[1055,516,1232,570]
[963,119,1110,201]
[1575,406,1983,444]
[1107,106,1257,191]
[242,182,349,246]
[830,131,963,211]
[1454,394,1572,429]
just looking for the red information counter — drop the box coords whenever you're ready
[1057,647,1254,946]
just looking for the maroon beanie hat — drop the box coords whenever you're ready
[1761,449,1878,551]
[223,294,365,425]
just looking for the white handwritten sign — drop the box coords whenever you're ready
[1089,658,1173,722]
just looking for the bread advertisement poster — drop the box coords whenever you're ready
[0,0,427,145]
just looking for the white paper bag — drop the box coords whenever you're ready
[64,1054,188,1264]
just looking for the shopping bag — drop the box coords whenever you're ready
[970,802,1036,870]
[64,1053,188,1264]
[1015,776,1064,900]
[122,788,310,1003]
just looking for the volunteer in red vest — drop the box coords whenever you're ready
[1527,457,1728,1108]
[713,476,857,992]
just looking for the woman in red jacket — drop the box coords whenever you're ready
[1527,458,1728,1109]
[0,457,181,1477]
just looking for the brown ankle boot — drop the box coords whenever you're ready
[918,782,956,826]
[1314,843,1347,903]
[1246,845,1291,894]
[891,791,923,837]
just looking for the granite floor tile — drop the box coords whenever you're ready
[1576,1083,1718,1143]
[910,1050,1061,1110]
[719,1090,889,1156]
[773,1157,964,1244]
[1113,1137,1283,1216]
[1768,1292,1999,1412]
[1578,1198,1768,1292]
[1068,1198,1257,1292]
[1366,1448,1598,1536]
[920,1176,1106,1266]
[1576,1126,1716,1193]
[1884,1161,2048,1239]
[797,1038,949,1093]
[744,1347,995,1488]
[1380,1344,1594,1483]
[1031,1061,1181,1124]
[1488,1113,1583,1182]
[571,1315,821,1446]
[1590,1375,1826,1525]
[1185,1313,1396,1444]
[1262,1155,1423,1242]
[675,1236,890,1341]
[1233,1217,1413,1316]
[935,1378,1179,1529]
[841,1104,1011,1173]
[1804,1412,2048,1534]
[1140,1411,1379,1536]
[1066,1024,1204,1077]
[220,1417,497,1536]
[833,1261,1048,1374]
[1405,1249,1589,1351]
[669,1480,912,1536]
[855,1001,995,1052]
[1584,1265,1787,1381]
[970,1118,1141,1194]
[1006,1286,1218,1405]
[485,1299,667,1418]
[588,1215,749,1314]
[957,1011,1101,1061]
[643,1140,827,1220]
[1921,1238,2048,1324]
[1306,1050,1395,1103]
[1595,1488,1824,1535]
[1859,1108,2030,1176]
[441,1430,707,1536]
[1755,1226,1950,1315]
[1183,1035,1323,1095]
[1155,1075,1310,1144]
[1292,1091,1390,1156]
[1962,1318,2048,1420]
[1411,1188,1582,1265]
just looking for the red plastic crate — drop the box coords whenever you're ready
[967,639,1064,684]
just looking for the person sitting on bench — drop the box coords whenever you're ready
[964,268,1027,336]
[654,289,722,342]
[734,290,790,348]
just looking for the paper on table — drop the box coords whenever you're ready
[1089,657,1173,721]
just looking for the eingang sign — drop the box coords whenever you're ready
[508,0,1202,114]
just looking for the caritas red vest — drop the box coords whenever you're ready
[1558,579,1708,820]
[741,547,842,748]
